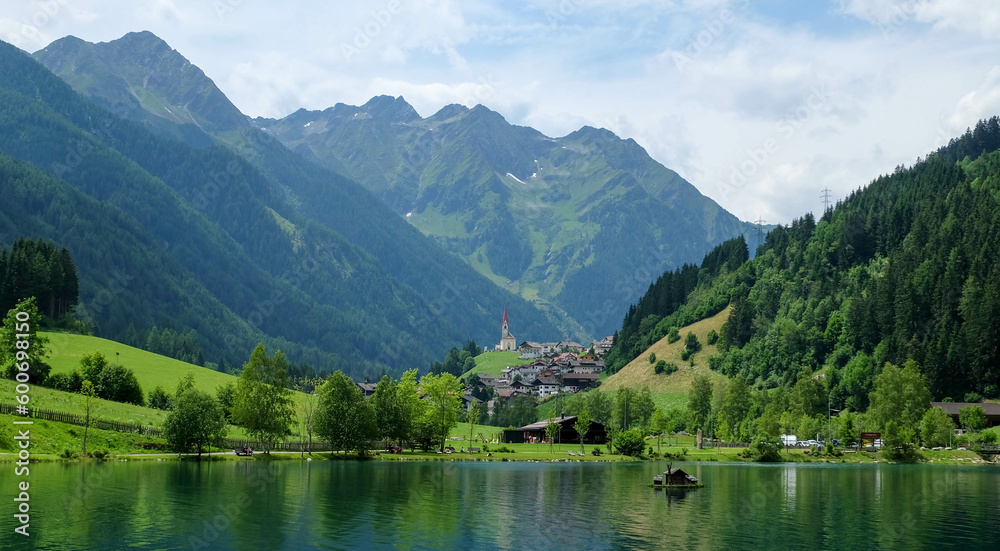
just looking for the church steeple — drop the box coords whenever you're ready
[497,305,516,351]
[502,305,509,334]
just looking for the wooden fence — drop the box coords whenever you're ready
[0,403,162,437]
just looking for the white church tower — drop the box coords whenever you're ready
[497,305,517,351]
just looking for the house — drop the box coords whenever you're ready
[461,392,482,412]
[593,336,614,356]
[518,341,543,359]
[561,372,600,392]
[502,416,608,444]
[931,402,1000,428]
[356,382,377,397]
[474,373,499,387]
[531,376,561,398]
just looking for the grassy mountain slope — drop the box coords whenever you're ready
[257,99,761,337]
[1,37,560,377]
[601,307,730,395]
[43,331,236,393]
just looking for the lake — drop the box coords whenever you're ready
[1,459,998,550]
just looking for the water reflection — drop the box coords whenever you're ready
[0,460,997,550]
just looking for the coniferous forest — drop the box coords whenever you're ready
[607,117,1000,403]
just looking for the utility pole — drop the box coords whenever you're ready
[754,217,765,249]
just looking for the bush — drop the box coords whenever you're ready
[667,328,680,344]
[746,435,782,462]
[648,353,656,364]
[92,449,109,460]
[964,392,983,403]
[681,349,691,361]
[684,332,701,353]
[654,360,678,375]
[613,428,646,457]
[591,447,602,456]
[707,329,719,345]
[148,386,173,410]
[96,364,144,406]
[981,431,998,445]
[494,445,515,453]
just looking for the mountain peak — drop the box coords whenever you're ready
[360,95,420,124]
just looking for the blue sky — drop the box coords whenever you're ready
[3,0,1000,224]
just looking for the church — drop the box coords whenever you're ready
[495,306,517,351]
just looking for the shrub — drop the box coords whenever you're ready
[964,392,983,403]
[96,364,145,406]
[92,449,109,460]
[746,435,782,462]
[707,329,719,345]
[495,445,515,453]
[667,328,680,344]
[684,332,701,353]
[981,431,998,445]
[681,349,691,361]
[613,428,646,457]
[148,386,173,410]
[648,353,656,364]
[655,360,678,375]
[591,447,602,456]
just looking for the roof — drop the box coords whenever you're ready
[476,373,497,380]
[932,402,1000,416]
[563,373,600,381]
[533,376,559,386]
[515,416,579,431]
[503,305,508,325]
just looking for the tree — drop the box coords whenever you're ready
[648,352,656,364]
[689,375,713,432]
[573,410,591,453]
[148,386,172,410]
[613,428,645,457]
[468,403,481,443]
[79,352,109,386]
[649,408,667,452]
[718,375,752,441]
[1,297,51,385]
[215,382,236,421]
[396,369,423,449]
[919,407,955,447]
[80,380,96,455]
[882,419,918,462]
[959,405,987,433]
[545,418,559,452]
[295,376,324,454]
[868,360,931,434]
[163,388,227,458]
[685,332,701,354]
[315,371,377,455]
[420,373,463,451]
[232,344,296,453]
[95,363,144,405]
[611,387,636,430]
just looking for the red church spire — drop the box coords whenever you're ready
[503,305,508,325]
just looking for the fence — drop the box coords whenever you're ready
[0,403,400,453]
[0,403,163,437]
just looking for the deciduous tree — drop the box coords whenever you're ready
[232,344,295,453]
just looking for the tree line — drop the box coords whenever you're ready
[0,237,78,323]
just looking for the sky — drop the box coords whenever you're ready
[3,0,1000,224]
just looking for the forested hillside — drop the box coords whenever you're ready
[607,117,1000,403]
[0,38,557,378]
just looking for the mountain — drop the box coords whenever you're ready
[0,37,561,379]
[33,31,759,339]
[605,117,1000,404]
[254,99,762,337]
[33,31,248,147]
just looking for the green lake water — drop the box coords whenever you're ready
[1,459,998,550]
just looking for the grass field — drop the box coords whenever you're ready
[43,331,238,394]
[461,351,520,380]
[0,413,168,457]
[600,307,731,400]
[0,378,168,426]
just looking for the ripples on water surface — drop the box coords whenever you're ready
[1,459,998,550]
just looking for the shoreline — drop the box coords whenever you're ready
[1,447,993,466]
